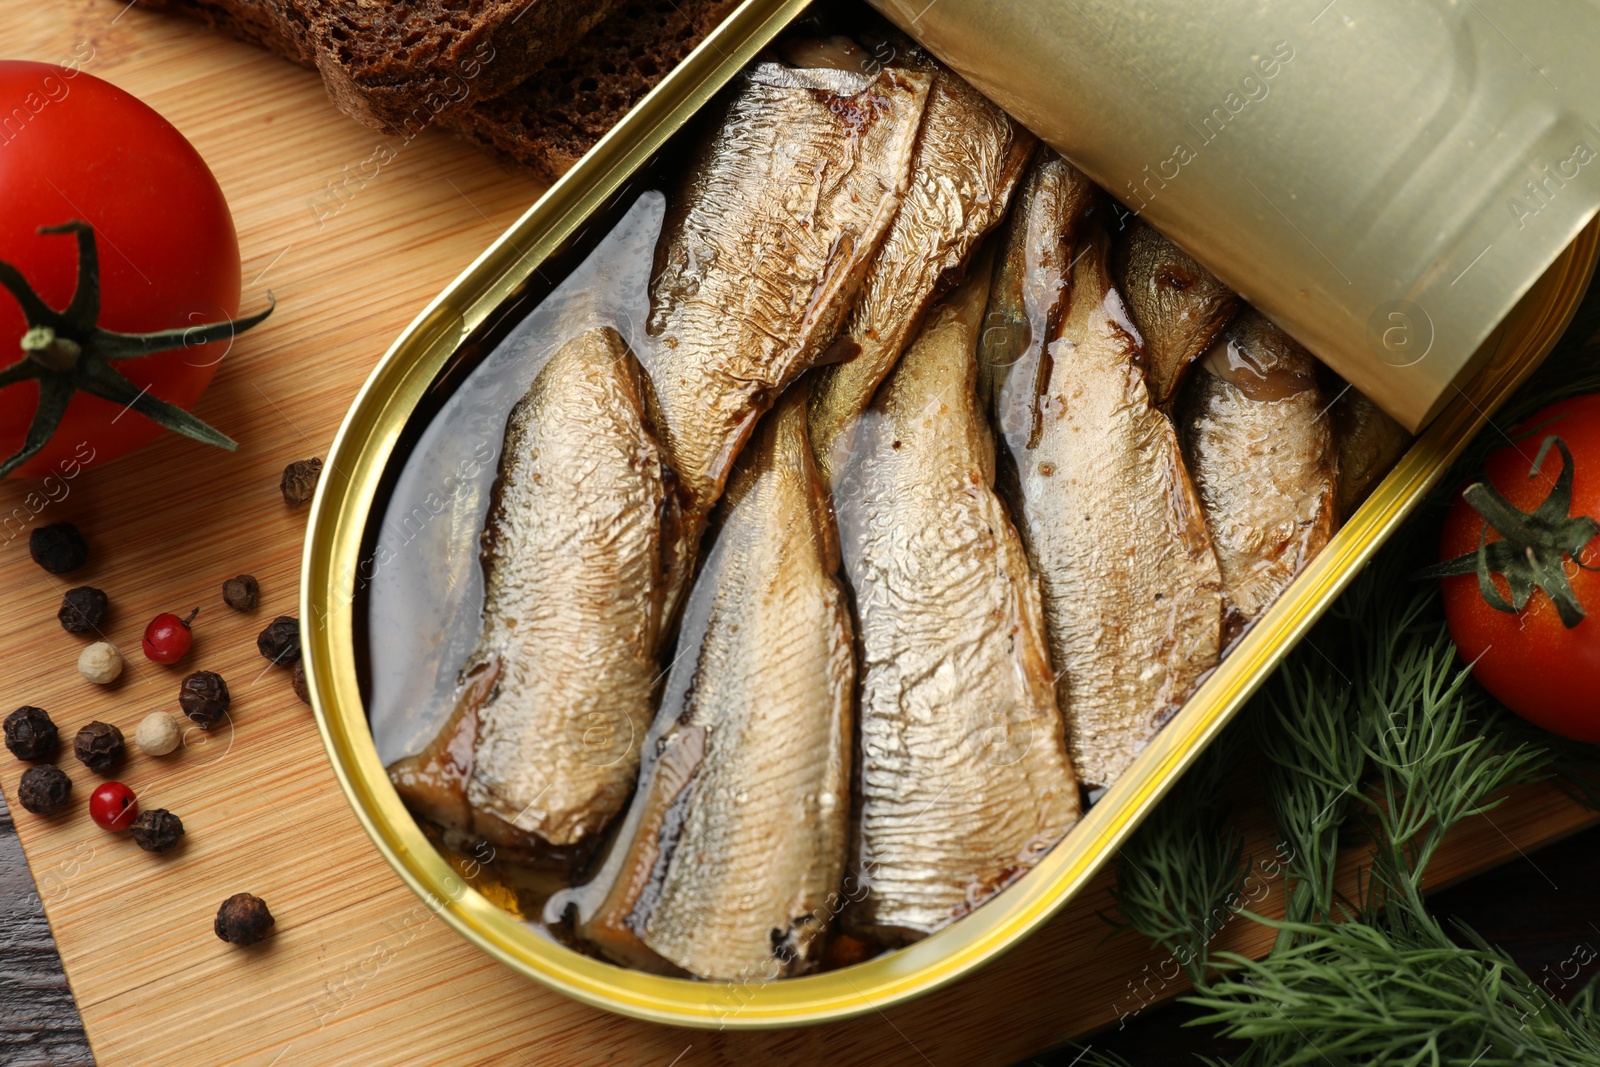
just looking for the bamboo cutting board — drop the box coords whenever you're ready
[1,5,1595,1066]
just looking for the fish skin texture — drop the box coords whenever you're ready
[1114,217,1240,411]
[388,327,674,858]
[551,389,855,981]
[1331,385,1410,519]
[1179,310,1340,638]
[645,59,930,618]
[807,38,1035,488]
[1000,211,1224,790]
[978,151,1099,454]
[835,256,1081,944]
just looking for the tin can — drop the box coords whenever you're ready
[868,0,1600,431]
[300,0,1600,1029]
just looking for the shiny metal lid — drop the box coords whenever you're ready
[869,0,1600,430]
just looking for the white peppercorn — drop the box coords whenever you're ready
[78,641,124,685]
[135,711,181,756]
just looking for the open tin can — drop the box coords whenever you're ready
[301,0,1600,1029]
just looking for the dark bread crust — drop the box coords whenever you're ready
[142,0,316,65]
[437,0,740,181]
[142,0,620,134]
[140,0,734,179]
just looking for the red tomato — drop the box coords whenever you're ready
[1438,394,1600,741]
[0,61,241,478]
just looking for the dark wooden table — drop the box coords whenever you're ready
[1,795,92,1067]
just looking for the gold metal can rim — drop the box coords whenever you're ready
[299,0,1600,1029]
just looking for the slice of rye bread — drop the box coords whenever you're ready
[139,0,622,134]
[142,0,738,181]
[436,0,741,182]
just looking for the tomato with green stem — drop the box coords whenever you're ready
[1425,395,1600,741]
[0,60,271,479]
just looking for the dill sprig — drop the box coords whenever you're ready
[1182,571,1593,1064]
[1191,916,1600,1066]
[1357,605,1546,914]
[1105,722,1250,985]
[1254,654,1363,929]
[1575,973,1600,1016]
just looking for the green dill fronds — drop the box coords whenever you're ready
[1357,613,1548,913]
[1573,971,1599,1016]
[1106,808,1246,987]
[1189,915,1600,1066]
[1255,655,1364,927]
[1105,722,1252,985]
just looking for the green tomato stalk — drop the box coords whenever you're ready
[0,219,273,478]
[1417,434,1599,627]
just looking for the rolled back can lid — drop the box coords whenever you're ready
[869,0,1600,431]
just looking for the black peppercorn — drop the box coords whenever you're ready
[29,522,88,574]
[74,721,125,774]
[179,670,231,729]
[257,616,301,666]
[17,765,72,816]
[280,458,323,509]
[4,706,59,762]
[291,660,309,705]
[222,574,260,611]
[130,808,185,853]
[57,585,109,634]
[215,892,274,945]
